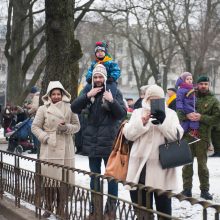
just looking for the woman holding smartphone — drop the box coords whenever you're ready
[123,84,183,219]
[31,81,80,218]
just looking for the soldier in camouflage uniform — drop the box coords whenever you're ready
[178,76,220,200]
[210,123,220,157]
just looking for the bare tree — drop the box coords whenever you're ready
[4,0,46,105]
[156,0,220,80]
[99,0,177,90]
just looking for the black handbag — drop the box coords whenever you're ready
[159,129,193,169]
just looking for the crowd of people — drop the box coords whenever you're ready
[0,40,220,220]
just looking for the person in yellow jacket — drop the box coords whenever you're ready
[166,88,177,111]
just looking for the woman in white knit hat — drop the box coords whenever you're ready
[123,84,184,218]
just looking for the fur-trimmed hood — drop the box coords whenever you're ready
[42,81,71,105]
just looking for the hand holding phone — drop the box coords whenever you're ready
[150,98,166,124]
[150,98,165,115]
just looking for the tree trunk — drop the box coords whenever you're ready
[41,0,83,103]
[5,0,46,106]
[6,1,28,105]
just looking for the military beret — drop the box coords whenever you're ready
[197,76,210,83]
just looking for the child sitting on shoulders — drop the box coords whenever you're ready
[84,41,121,98]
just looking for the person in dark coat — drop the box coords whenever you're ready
[2,104,14,136]
[166,88,177,111]
[133,85,150,109]
[71,64,126,220]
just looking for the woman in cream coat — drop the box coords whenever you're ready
[31,81,80,217]
[123,84,184,218]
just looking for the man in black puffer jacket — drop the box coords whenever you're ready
[71,64,127,220]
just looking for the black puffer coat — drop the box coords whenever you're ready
[71,88,127,157]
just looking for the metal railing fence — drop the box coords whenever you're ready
[0,150,220,220]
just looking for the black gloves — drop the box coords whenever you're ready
[151,110,166,125]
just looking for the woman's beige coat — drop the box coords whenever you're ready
[123,102,184,191]
[31,81,80,184]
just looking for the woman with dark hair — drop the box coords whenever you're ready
[32,81,80,218]
[2,104,14,136]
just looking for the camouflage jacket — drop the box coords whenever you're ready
[177,91,220,141]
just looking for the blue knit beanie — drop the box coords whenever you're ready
[31,86,38,93]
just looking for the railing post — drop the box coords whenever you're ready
[137,187,145,220]
[203,208,207,220]
[35,159,42,218]
[60,168,69,220]
[0,152,3,199]
[14,155,20,207]
[215,212,219,220]
[93,174,103,220]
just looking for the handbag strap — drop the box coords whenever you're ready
[164,129,180,145]
[112,120,128,152]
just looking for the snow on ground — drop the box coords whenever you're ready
[1,146,220,219]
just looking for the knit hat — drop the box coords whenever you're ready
[92,64,107,90]
[180,72,192,82]
[197,76,209,83]
[144,85,165,100]
[167,88,177,93]
[95,41,108,54]
[30,86,38,94]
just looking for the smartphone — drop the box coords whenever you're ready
[150,98,165,115]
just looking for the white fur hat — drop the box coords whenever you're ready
[144,84,164,100]
[92,64,107,90]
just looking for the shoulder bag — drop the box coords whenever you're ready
[104,120,129,181]
[159,129,193,169]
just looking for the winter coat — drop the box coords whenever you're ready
[178,91,220,142]
[133,97,143,109]
[86,57,121,81]
[71,87,127,157]
[176,83,196,114]
[2,107,14,130]
[31,81,80,183]
[123,102,184,191]
[167,94,176,111]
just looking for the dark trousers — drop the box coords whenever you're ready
[89,157,118,212]
[130,165,171,217]
[182,140,209,191]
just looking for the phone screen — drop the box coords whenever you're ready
[150,98,165,115]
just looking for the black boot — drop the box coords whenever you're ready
[181,189,192,197]
[200,190,213,200]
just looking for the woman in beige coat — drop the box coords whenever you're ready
[123,85,184,219]
[31,81,80,217]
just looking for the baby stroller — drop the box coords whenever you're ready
[6,118,38,155]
